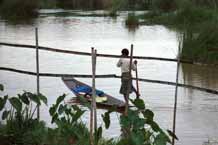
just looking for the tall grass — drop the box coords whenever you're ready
[142,0,218,64]
[181,21,218,64]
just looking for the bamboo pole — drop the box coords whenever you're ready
[125,44,134,115]
[1,67,218,95]
[92,48,97,131]
[135,61,140,99]
[90,47,97,145]
[35,28,40,120]
[172,40,182,145]
[0,42,194,64]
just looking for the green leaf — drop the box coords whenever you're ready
[39,93,48,105]
[154,133,169,145]
[29,94,41,105]
[101,111,111,129]
[72,105,81,112]
[9,97,22,112]
[78,96,91,109]
[142,109,154,121]
[120,114,130,128]
[146,120,160,132]
[51,113,58,124]
[167,129,178,140]
[94,126,102,144]
[0,84,3,91]
[0,95,8,111]
[56,94,66,105]
[2,110,10,120]
[49,105,57,116]
[130,132,144,145]
[18,93,30,105]
[72,109,85,122]
[58,104,66,114]
[131,98,145,110]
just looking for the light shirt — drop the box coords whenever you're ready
[117,58,136,73]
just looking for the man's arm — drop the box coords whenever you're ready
[117,59,122,67]
[132,60,137,71]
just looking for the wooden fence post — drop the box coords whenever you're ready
[135,61,140,99]
[90,47,97,145]
[172,40,182,145]
[35,28,40,120]
[92,48,97,130]
[125,44,134,115]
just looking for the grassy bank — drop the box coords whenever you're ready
[0,84,176,145]
[140,0,218,64]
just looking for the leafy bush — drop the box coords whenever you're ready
[102,98,177,145]
[0,89,48,145]
[49,94,90,145]
[0,84,177,145]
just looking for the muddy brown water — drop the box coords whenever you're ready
[0,10,218,145]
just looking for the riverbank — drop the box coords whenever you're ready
[138,1,218,64]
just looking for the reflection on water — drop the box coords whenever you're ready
[0,10,218,145]
[182,64,218,90]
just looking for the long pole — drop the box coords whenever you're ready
[35,28,40,120]
[172,40,182,145]
[125,44,134,115]
[92,48,97,131]
[90,47,97,145]
[135,61,140,99]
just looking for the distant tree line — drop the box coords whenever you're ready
[0,0,39,19]
[39,0,151,10]
[1,0,217,20]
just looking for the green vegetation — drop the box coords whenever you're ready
[125,13,139,26]
[140,0,218,64]
[0,84,177,145]
[181,22,218,64]
[0,0,39,20]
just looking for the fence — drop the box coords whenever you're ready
[1,29,218,145]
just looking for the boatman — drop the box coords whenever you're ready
[117,48,139,103]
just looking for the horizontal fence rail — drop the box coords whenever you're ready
[1,67,218,95]
[0,42,194,64]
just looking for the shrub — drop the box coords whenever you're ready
[0,90,48,145]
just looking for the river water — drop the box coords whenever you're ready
[0,10,218,145]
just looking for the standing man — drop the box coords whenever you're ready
[117,48,139,104]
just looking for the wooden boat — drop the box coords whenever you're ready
[62,77,126,112]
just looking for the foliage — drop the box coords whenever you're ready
[109,0,126,16]
[125,13,139,27]
[39,0,57,9]
[0,84,177,145]
[141,0,218,64]
[102,98,177,145]
[49,94,90,145]
[0,90,48,145]
[0,0,39,19]
[152,0,177,12]
[181,21,218,64]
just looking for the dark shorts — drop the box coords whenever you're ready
[120,72,132,95]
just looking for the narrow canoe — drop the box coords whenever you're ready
[62,77,126,112]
